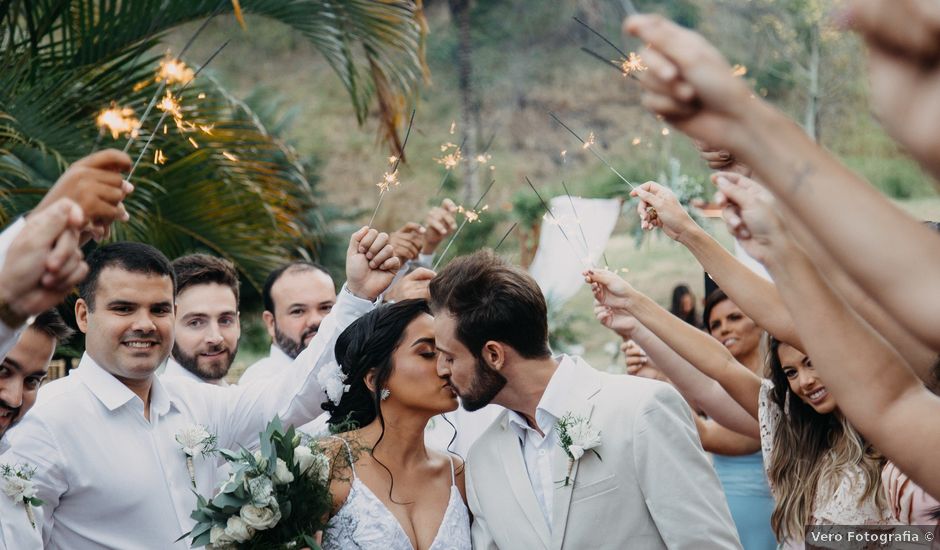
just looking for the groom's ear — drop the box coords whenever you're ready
[482,341,505,371]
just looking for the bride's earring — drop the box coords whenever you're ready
[380,388,391,401]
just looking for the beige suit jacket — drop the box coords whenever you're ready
[466,357,742,550]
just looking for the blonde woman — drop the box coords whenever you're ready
[586,269,893,547]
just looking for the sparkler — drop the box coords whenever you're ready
[120,0,228,154]
[548,111,658,222]
[125,40,230,182]
[434,124,499,198]
[494,222,518,252]
[432,179,497,271]
[96,104,140,140]
[620,0,639,16]
[524,176,589,267]
[367,108,416,227]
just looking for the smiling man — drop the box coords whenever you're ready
[163,254,240,386]
[0,310,73,447]
[0,230,399,548]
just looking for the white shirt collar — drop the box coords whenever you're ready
[268,343,293,365]
[75,352,173,417]
[507,354,579,440]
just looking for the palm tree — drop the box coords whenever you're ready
[0,0,428,288]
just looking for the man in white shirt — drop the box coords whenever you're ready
[431,251,741,550]
[162,254,241,386]
[239,261,337,385]
[0,227,399,549]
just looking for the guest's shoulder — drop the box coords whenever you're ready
[31,373,87,415]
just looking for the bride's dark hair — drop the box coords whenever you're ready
[323,299,443,503]
[323,298,431,428]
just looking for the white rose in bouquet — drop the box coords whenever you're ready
[273,458,294,485]
[240,501,282,530]
[294,445,315,474]
[209,523,236,547]
[224,515,255,542]
[251,450,269,470]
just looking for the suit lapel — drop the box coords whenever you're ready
[496,416,552,548]
[550,359,603,550]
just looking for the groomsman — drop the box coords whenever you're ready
[163,254,241,386]
[431,251,742,550]
[239,261,336,384]
[0,228,398,548]
[0,310,73,448]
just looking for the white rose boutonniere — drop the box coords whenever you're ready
[175,424,218,488]
[556,413,601,486]
[1,463,43,529]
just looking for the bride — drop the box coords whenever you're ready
[319,298,471,550]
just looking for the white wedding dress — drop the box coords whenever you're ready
[322,440,471,550]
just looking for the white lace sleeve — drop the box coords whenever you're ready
[757,378,780,475]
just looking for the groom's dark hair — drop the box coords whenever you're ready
[429,250,551,360]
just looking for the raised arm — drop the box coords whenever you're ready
[587,270,763,419]
[595,305,759,437]
[195,227,400,450]
[719,176,940,500]
[631,181,801,349]
[626,13,940,351]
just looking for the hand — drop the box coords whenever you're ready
[345,227,401,301]
[384,267,435,302]
[389,222,425,262]
[841,0,940,62]
[630,181,697,241]
[712,172,791,263]
[621,340,666,381]
[594,302,638,338]
[694,141,753,177]
[0,199,88,321]
[583,268,636,312]
[422,199,458,254]
[34,149,134,243]
[624,14,757,152]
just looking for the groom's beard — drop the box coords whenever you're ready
[458,356,507,411]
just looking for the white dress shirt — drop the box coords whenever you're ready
[0,218,26,361]
[161,358,229,387]
[0,285,373,549]
[237,344,292,385]
[505,356,578,529]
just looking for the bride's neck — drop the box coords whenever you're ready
[359,408,434,465]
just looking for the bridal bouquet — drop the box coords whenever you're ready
[182,417,333,549]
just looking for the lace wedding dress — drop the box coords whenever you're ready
[322,439,471,550]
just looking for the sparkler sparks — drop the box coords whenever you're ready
[449,121,457,134]
[435,143,463,170]
[632,137,642,145]
[154,149,167,165]
[732,64,748,77]
[157,91,183,119]
[222,151,238,162]
[457,204,489,223]
[620,52,647,75]
[96,104,140,140]
[157,57,195,85]
[376,169,400,193]
[188,137,199,149]
[432,179,497,271]
[583,132,596,150]
[548,112,639,191]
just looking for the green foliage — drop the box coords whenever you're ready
[843,156,937,200]
[0,0,426,288]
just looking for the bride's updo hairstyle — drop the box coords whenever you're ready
[323,298,431,428]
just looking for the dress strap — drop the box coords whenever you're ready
[330,436,358,480]
[447,454,457,486]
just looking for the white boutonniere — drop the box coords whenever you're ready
[1,463,43,529]
[556,413,601,487]
[175,424,218,488]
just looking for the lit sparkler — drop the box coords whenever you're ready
[731,64,747,77]
[621,52,647,75]
[494,222,518,251]
[367,108,416,227]
[157,57,195,85]
[432,179,497,270]
[125,40,230,182]
[523,176,588,267]
[96,104,140,140]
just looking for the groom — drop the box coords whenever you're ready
[430,251,741,549]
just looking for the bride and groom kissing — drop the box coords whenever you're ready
[318,249,742,549]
